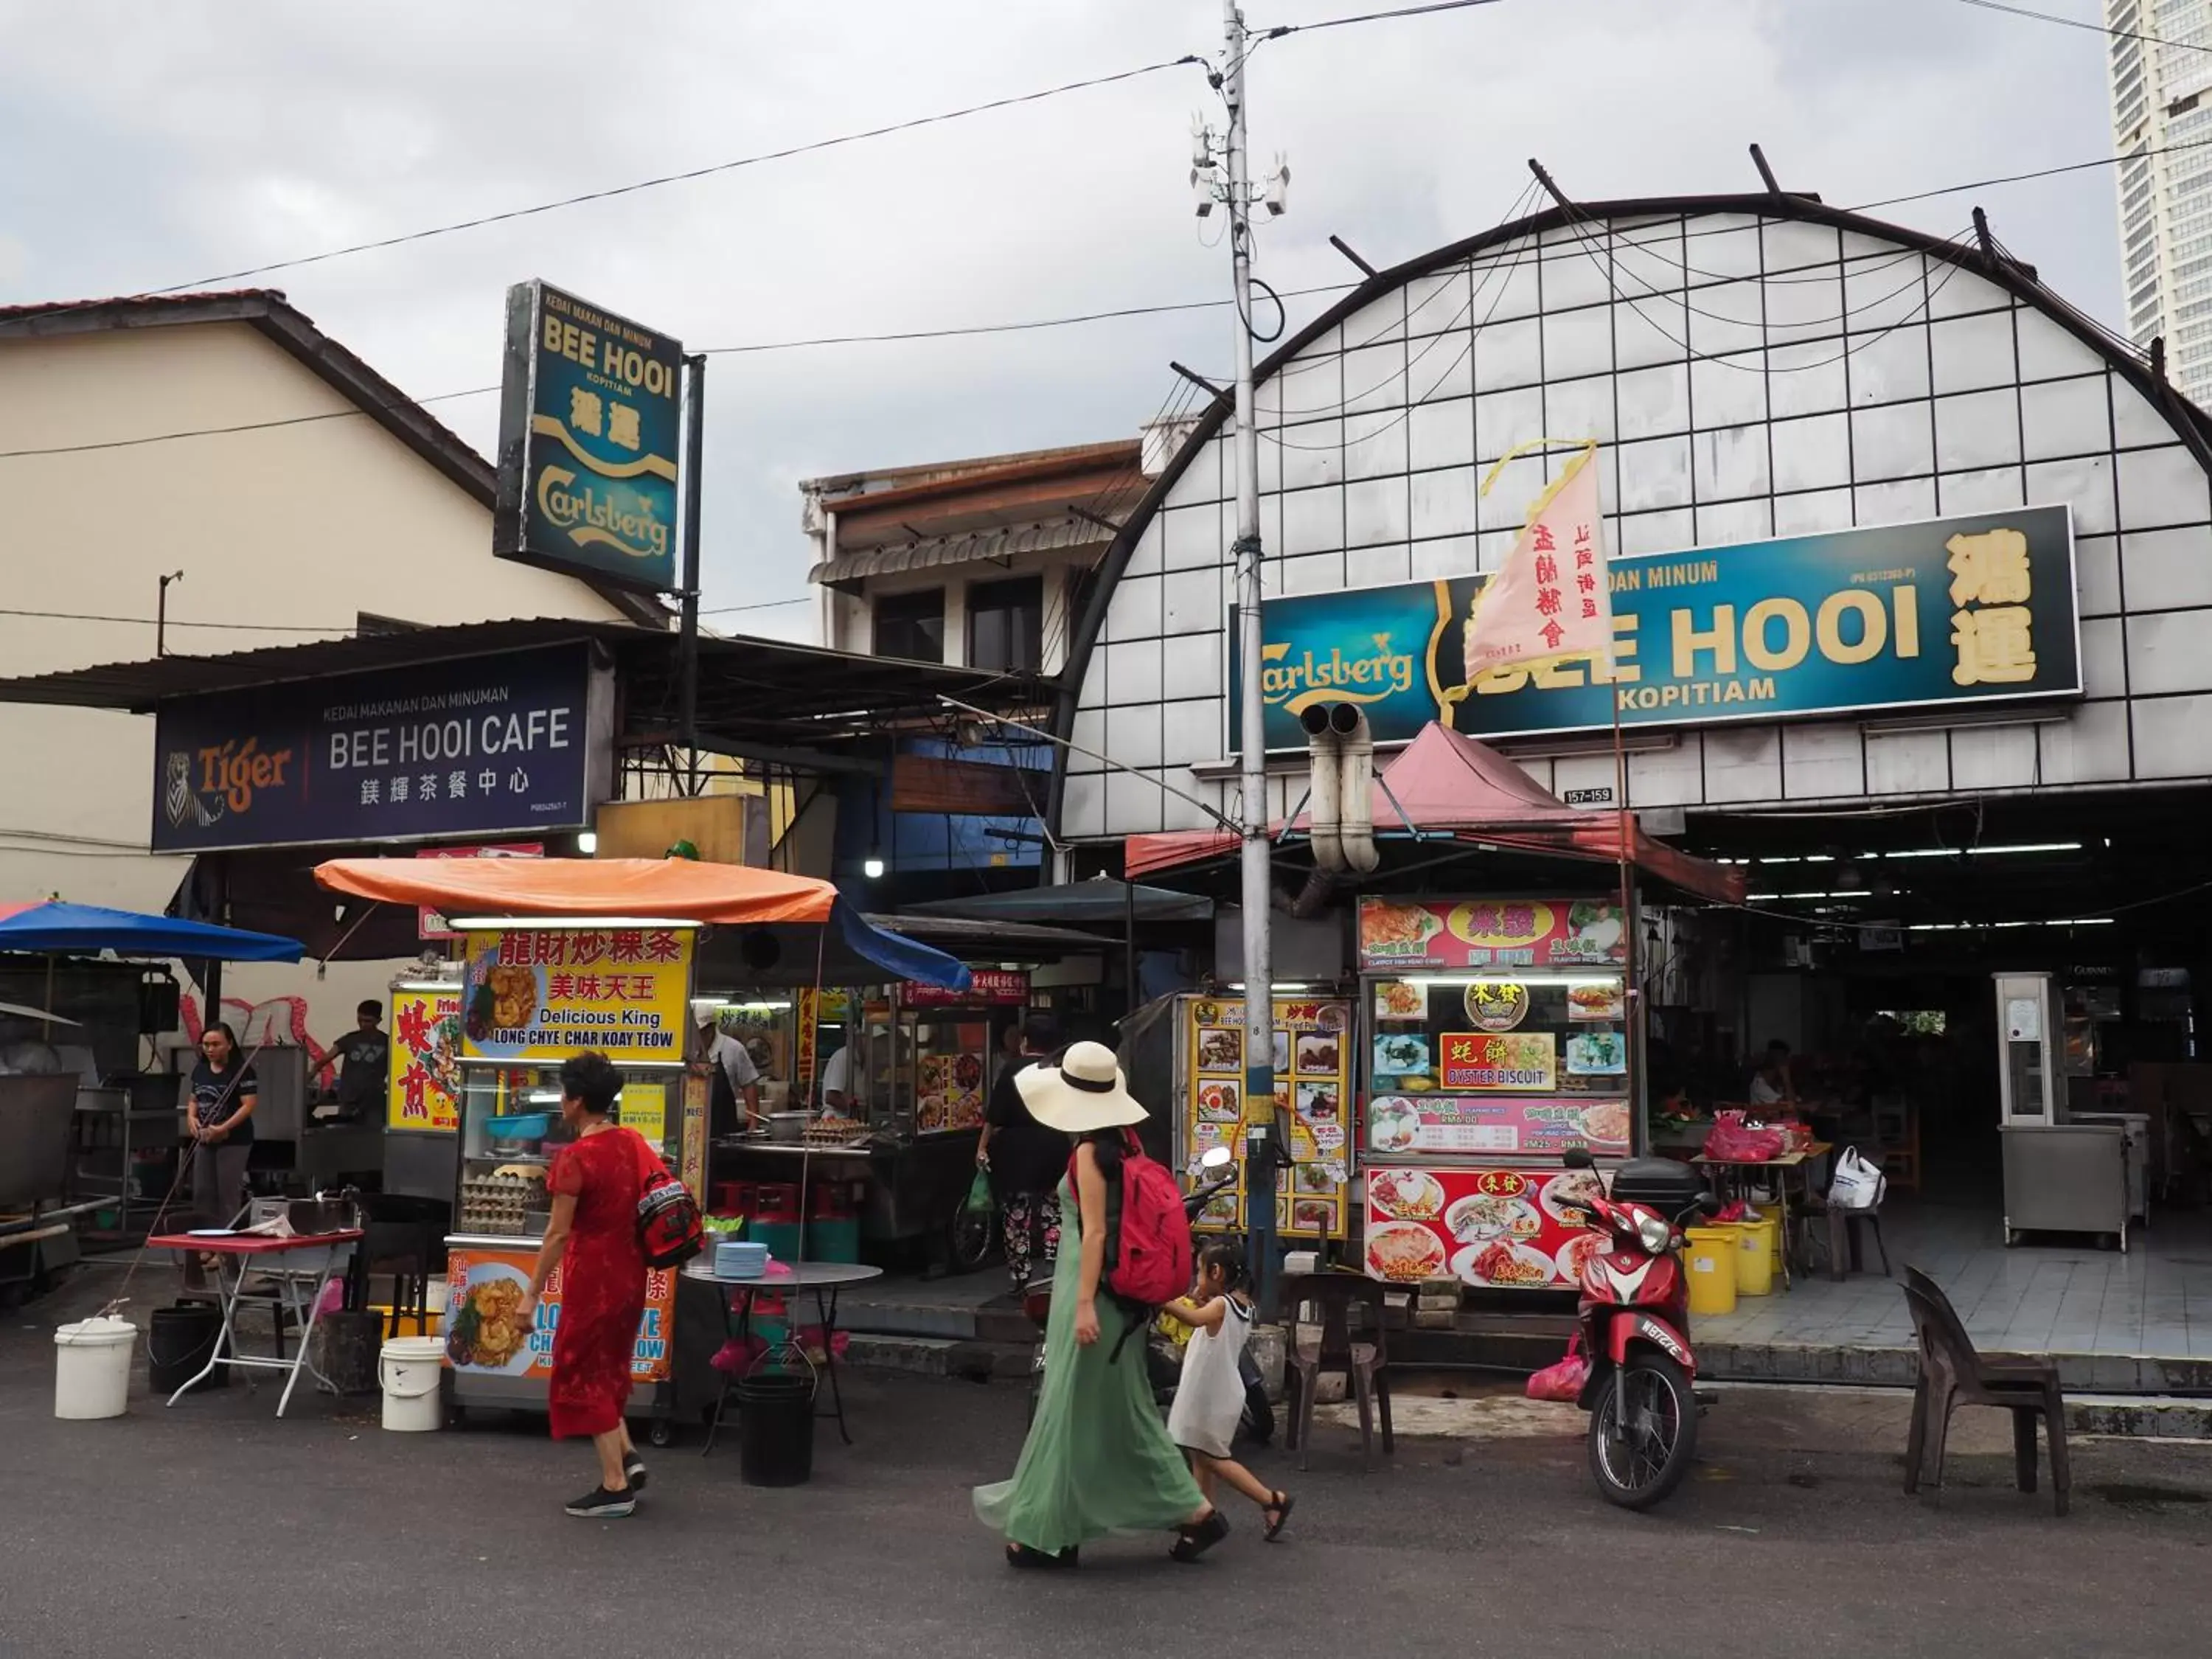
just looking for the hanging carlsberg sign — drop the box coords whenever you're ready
[493,281,683,594]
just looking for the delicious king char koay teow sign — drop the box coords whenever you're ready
[494,280,684,593]
[152,645,607,852]
[1229,506,2080,751]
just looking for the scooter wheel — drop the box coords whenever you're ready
[1586,1351,1698,1510]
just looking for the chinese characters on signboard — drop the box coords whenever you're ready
[459,927,693,1064]
[1438,1032,1557,1091]
[386,986,463,1133]
[902,970,1029,1008]
[494,281,684,593]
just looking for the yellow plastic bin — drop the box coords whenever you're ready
[1683,1226,1739,1316]
[1734,1217,1776,1296]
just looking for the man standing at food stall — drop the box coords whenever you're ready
[309,1000,390,1121]
[978,1020,1069,1294]
[697,1014,762,1135]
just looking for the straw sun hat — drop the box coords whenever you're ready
[1013,1040,1148,1134]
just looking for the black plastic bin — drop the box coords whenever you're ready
[736,1370,816,1486]
[147,1303,227,1395]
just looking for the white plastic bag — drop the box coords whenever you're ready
[1829,1146,1886,1210]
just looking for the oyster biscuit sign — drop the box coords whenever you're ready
[494,280,683,593]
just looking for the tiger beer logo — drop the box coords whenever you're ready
[164,737,295,827]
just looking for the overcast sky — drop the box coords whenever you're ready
[0,0,2121,641]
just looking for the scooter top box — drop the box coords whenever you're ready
[1609,1158,1706,1211]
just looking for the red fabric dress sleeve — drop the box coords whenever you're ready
[548,1144,584,1198]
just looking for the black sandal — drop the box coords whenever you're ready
[1263,1491,1295,1540]
[1169,1508,1229,1563]
[1005,1543,1078,1570]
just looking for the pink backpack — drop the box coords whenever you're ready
[1069,1130,1194,1360]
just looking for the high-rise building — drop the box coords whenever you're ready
[2110,1,2212,403]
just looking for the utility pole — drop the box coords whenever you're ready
[1215,0,1281,1310]
[678,353,706,796]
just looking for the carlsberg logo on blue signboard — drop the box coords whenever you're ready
[494,281,683,594]
[1228,506,2080,752]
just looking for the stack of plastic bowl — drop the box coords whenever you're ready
[716,1239,770,1280]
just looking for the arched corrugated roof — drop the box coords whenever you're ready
[1048,189,2212,832]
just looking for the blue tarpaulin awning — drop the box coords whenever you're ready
[0,900,304,962]
[834,900,969,990]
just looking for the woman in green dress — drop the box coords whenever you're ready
[974,1041,1227,1567]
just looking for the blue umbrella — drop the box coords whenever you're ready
[0,900,303,962]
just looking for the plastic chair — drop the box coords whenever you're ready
[1871,1096,1919,1193]
[1899,1266,2070,1516]
[1280,1273,1394,1472]
[1804,1164,1892,1282]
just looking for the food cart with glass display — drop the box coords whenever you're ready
[701,968,1029,1265]
[1175,991,1355,1245]
[438,919,696,1435]
[1357,895,1635,1293]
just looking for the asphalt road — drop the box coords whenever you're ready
[7,1271,2212,1659]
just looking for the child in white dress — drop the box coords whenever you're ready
[1161,1243,1293,1540]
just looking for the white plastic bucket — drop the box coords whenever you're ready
[378,1336,446,1432]
[55,1315,136,1420]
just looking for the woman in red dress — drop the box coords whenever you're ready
[528,1049,650,1518]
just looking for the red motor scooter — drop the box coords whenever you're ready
[1559,1147,1717,1510]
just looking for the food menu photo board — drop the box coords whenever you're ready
[1182,994,1351,1239]
[444,1244,678,1381]
[1363,1164,1609,1292]
[1368,1095,1632,1158]
[1366,898,1630,1155]
[1357,897,1627,972]
[914,1032,987,1133]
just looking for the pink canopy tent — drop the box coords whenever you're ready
[1123,721,1745,905]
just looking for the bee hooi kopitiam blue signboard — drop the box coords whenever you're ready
[1228,505,2080,752]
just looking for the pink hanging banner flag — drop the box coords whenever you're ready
[1462,447,1613,682]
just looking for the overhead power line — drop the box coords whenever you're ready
[4,132,2194,467]
[691,284,1352,355]
[115,1,1514,302]
[700,597,813,616]
[0,604,355,633]
[142,57,1208,295]
[0,285,1357,462]
[1258,0,1507,35]
[1948,0,2212,55]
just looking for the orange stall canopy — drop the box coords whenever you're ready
[314,856,838,925]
